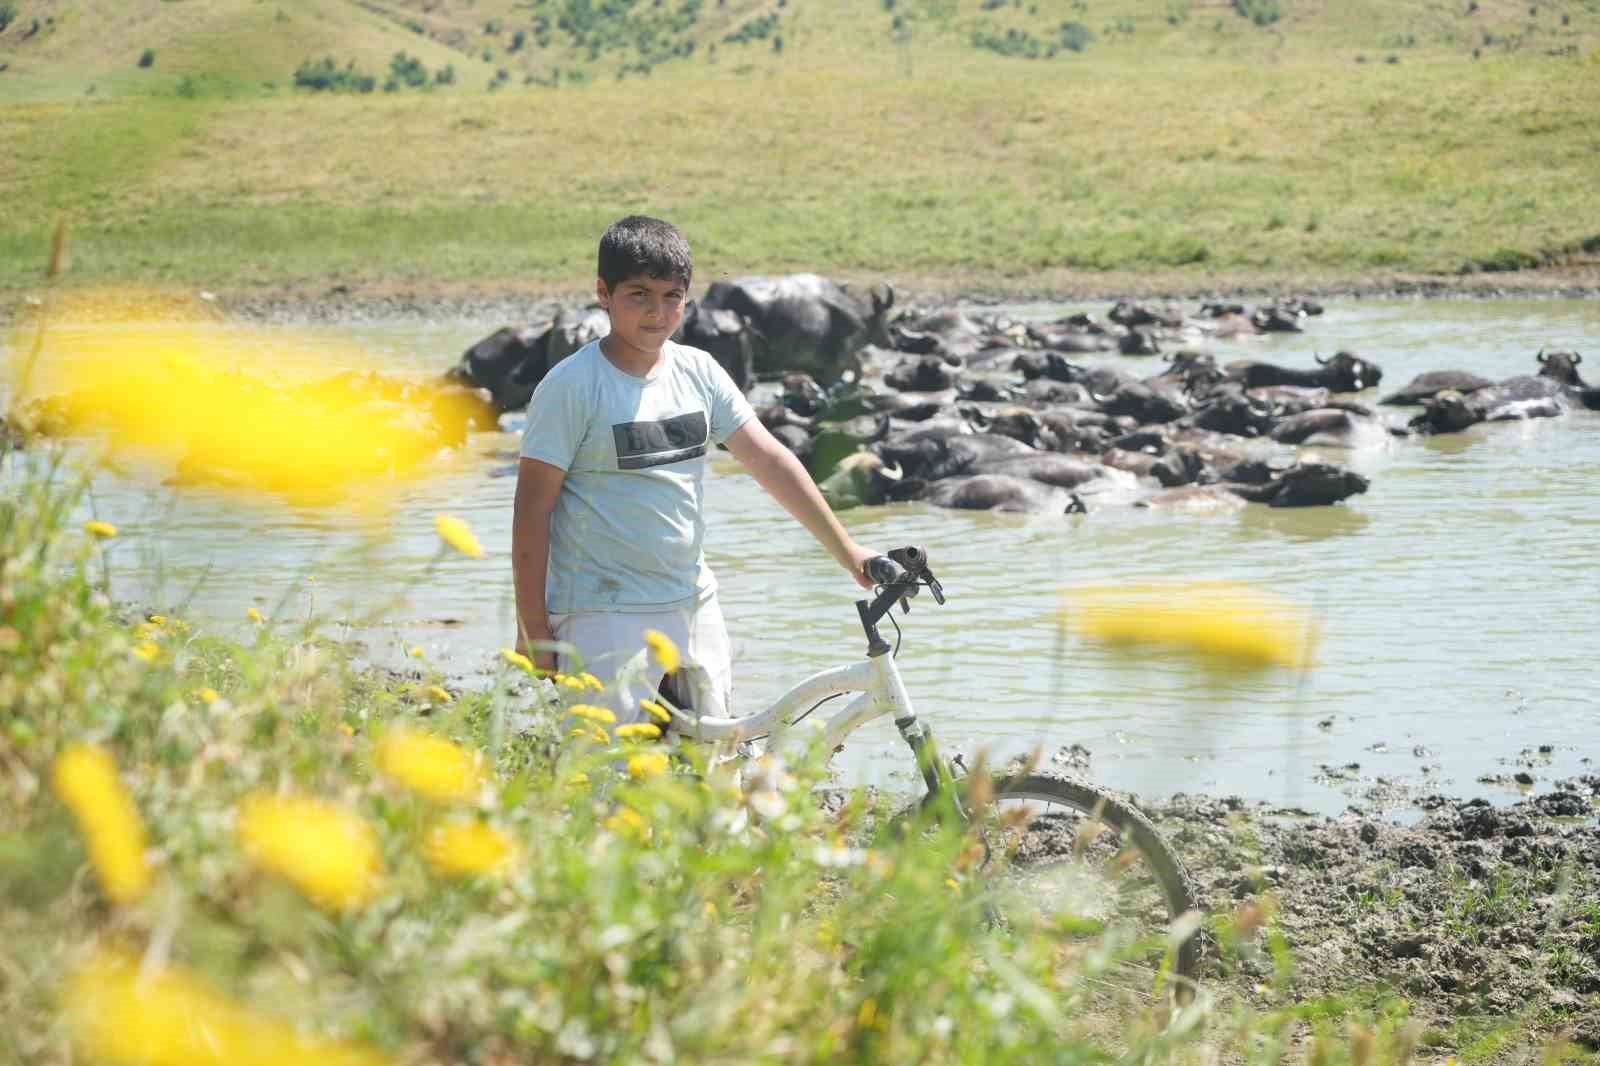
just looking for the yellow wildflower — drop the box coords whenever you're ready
[135,621,160,639]
[374,729,484,804]
[604,806,650,841]
[148,614,167,625]
[568,703,617,725]
[638,699,672,725]
[857,998,878,1028]
[580,672,604,692]
[236,793,382,911]
[589,725,611,745]
[65,949,390,1066]
[50,745,150,905]
[945,877,961,891]
[1062,582,1319,673]
[500,648,535,674]
[643,629,680,673]
[627,752,670,779]
[434,514,484,559]
[195,687,220,704]
[409,645,425,659]
[566,772,590,787]
[423,820,518,878]
[424,685,453,703]
[131,642,161,664]
[83,520,118,539]
[245,606,264,624]
[338,723,354,736]
[555,674,586,691]
[615,723,662,741]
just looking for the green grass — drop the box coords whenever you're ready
[1,0,1599,293]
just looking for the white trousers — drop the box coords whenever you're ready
[550,595,734,728]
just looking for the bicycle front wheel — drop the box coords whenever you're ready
[973,770,1202,1006]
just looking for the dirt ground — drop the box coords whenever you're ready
[1139,770,1600,1055]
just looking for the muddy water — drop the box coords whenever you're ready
[8,300,1599,814]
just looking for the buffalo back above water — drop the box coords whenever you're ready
[700,273,893,385]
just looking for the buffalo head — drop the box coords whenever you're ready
[1535,349,1587,387]
[1314,350,1382,392]
[1190,392,1277,438]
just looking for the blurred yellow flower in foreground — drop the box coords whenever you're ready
[569,703,617,725]
[643,629,680,673]
[51,745,150,905]
[616,723,662,741]
[627,752,670,779]
[195,687,220,705]
[424,685,453,703]
[245,607,263,625]
[374,729,484,804]
[500,648,535,674]
[83,520,118,539]
[132,642,161,664]
[236,793,382,911]
[64,948,389,1066]
[434,514,484,559]
[12,293,496,512]
[638,699,672,725]
[1061,582,1318,672]
[423,820,518,878]
[604,806,650,841]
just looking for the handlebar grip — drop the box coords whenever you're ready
[865,556,904,585]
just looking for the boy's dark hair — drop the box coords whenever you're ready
[597,215,693,291]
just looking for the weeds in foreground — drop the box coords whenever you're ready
[0,456,1580,1064]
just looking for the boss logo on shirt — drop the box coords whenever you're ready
[612,411,709,470]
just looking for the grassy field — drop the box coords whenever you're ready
[2,0,1599,296]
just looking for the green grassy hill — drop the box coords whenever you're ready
[2,0,1598,294]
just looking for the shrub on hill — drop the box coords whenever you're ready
[137,48,155,68]
[724,12,778,44]
[292,57,377,93]
[1234,0,1281,27]
[0,3,14,33]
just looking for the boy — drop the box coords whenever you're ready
[512,215,878,725]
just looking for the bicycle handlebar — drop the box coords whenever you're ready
[863,545,944,605]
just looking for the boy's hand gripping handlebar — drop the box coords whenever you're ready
[858,546,945,656]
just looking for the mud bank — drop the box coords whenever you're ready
[1142,773,1600,1051]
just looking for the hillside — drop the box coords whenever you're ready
[2,0,1598,294]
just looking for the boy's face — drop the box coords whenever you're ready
[596,273,688,358]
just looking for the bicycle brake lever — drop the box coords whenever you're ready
[899,584,918,613]
[925,570,946,605]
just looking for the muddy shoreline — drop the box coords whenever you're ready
[4,267,1598,327]
[1131,759,1600,1052]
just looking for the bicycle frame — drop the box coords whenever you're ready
[673,647,953,798]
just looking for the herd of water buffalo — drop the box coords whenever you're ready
[448,274,1597,515]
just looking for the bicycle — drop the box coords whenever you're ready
[665,545,1203,1006]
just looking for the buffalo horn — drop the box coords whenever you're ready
[1314,351,1329,365]
[1537,348,1547,364]
[879,460,904,481]
[1576,352,1584,365]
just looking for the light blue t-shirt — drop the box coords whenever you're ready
[520,339,757,614]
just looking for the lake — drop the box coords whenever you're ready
[7,297,1598,815]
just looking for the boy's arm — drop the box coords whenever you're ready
[512,457,566,670]
[724,420,877,590]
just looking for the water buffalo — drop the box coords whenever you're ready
[1184,391,1278,438]
[1118,328,1163,356]
[1146,351,1225,397]
[446,306,610,412]
[1224,462,1370,507]
[1225,351,1382,393]
[875,430,1034,483]
[1379,370,1494,406]
[888,310,987,361]
[1092,381,1188,424]
[884,355,961,392]
[1406,376,1568,435]
[1269,405,1389,449]
[699,274,894,384]
[675,300,755,392]
[1536,349,1587,388]
[445,323,549,413]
